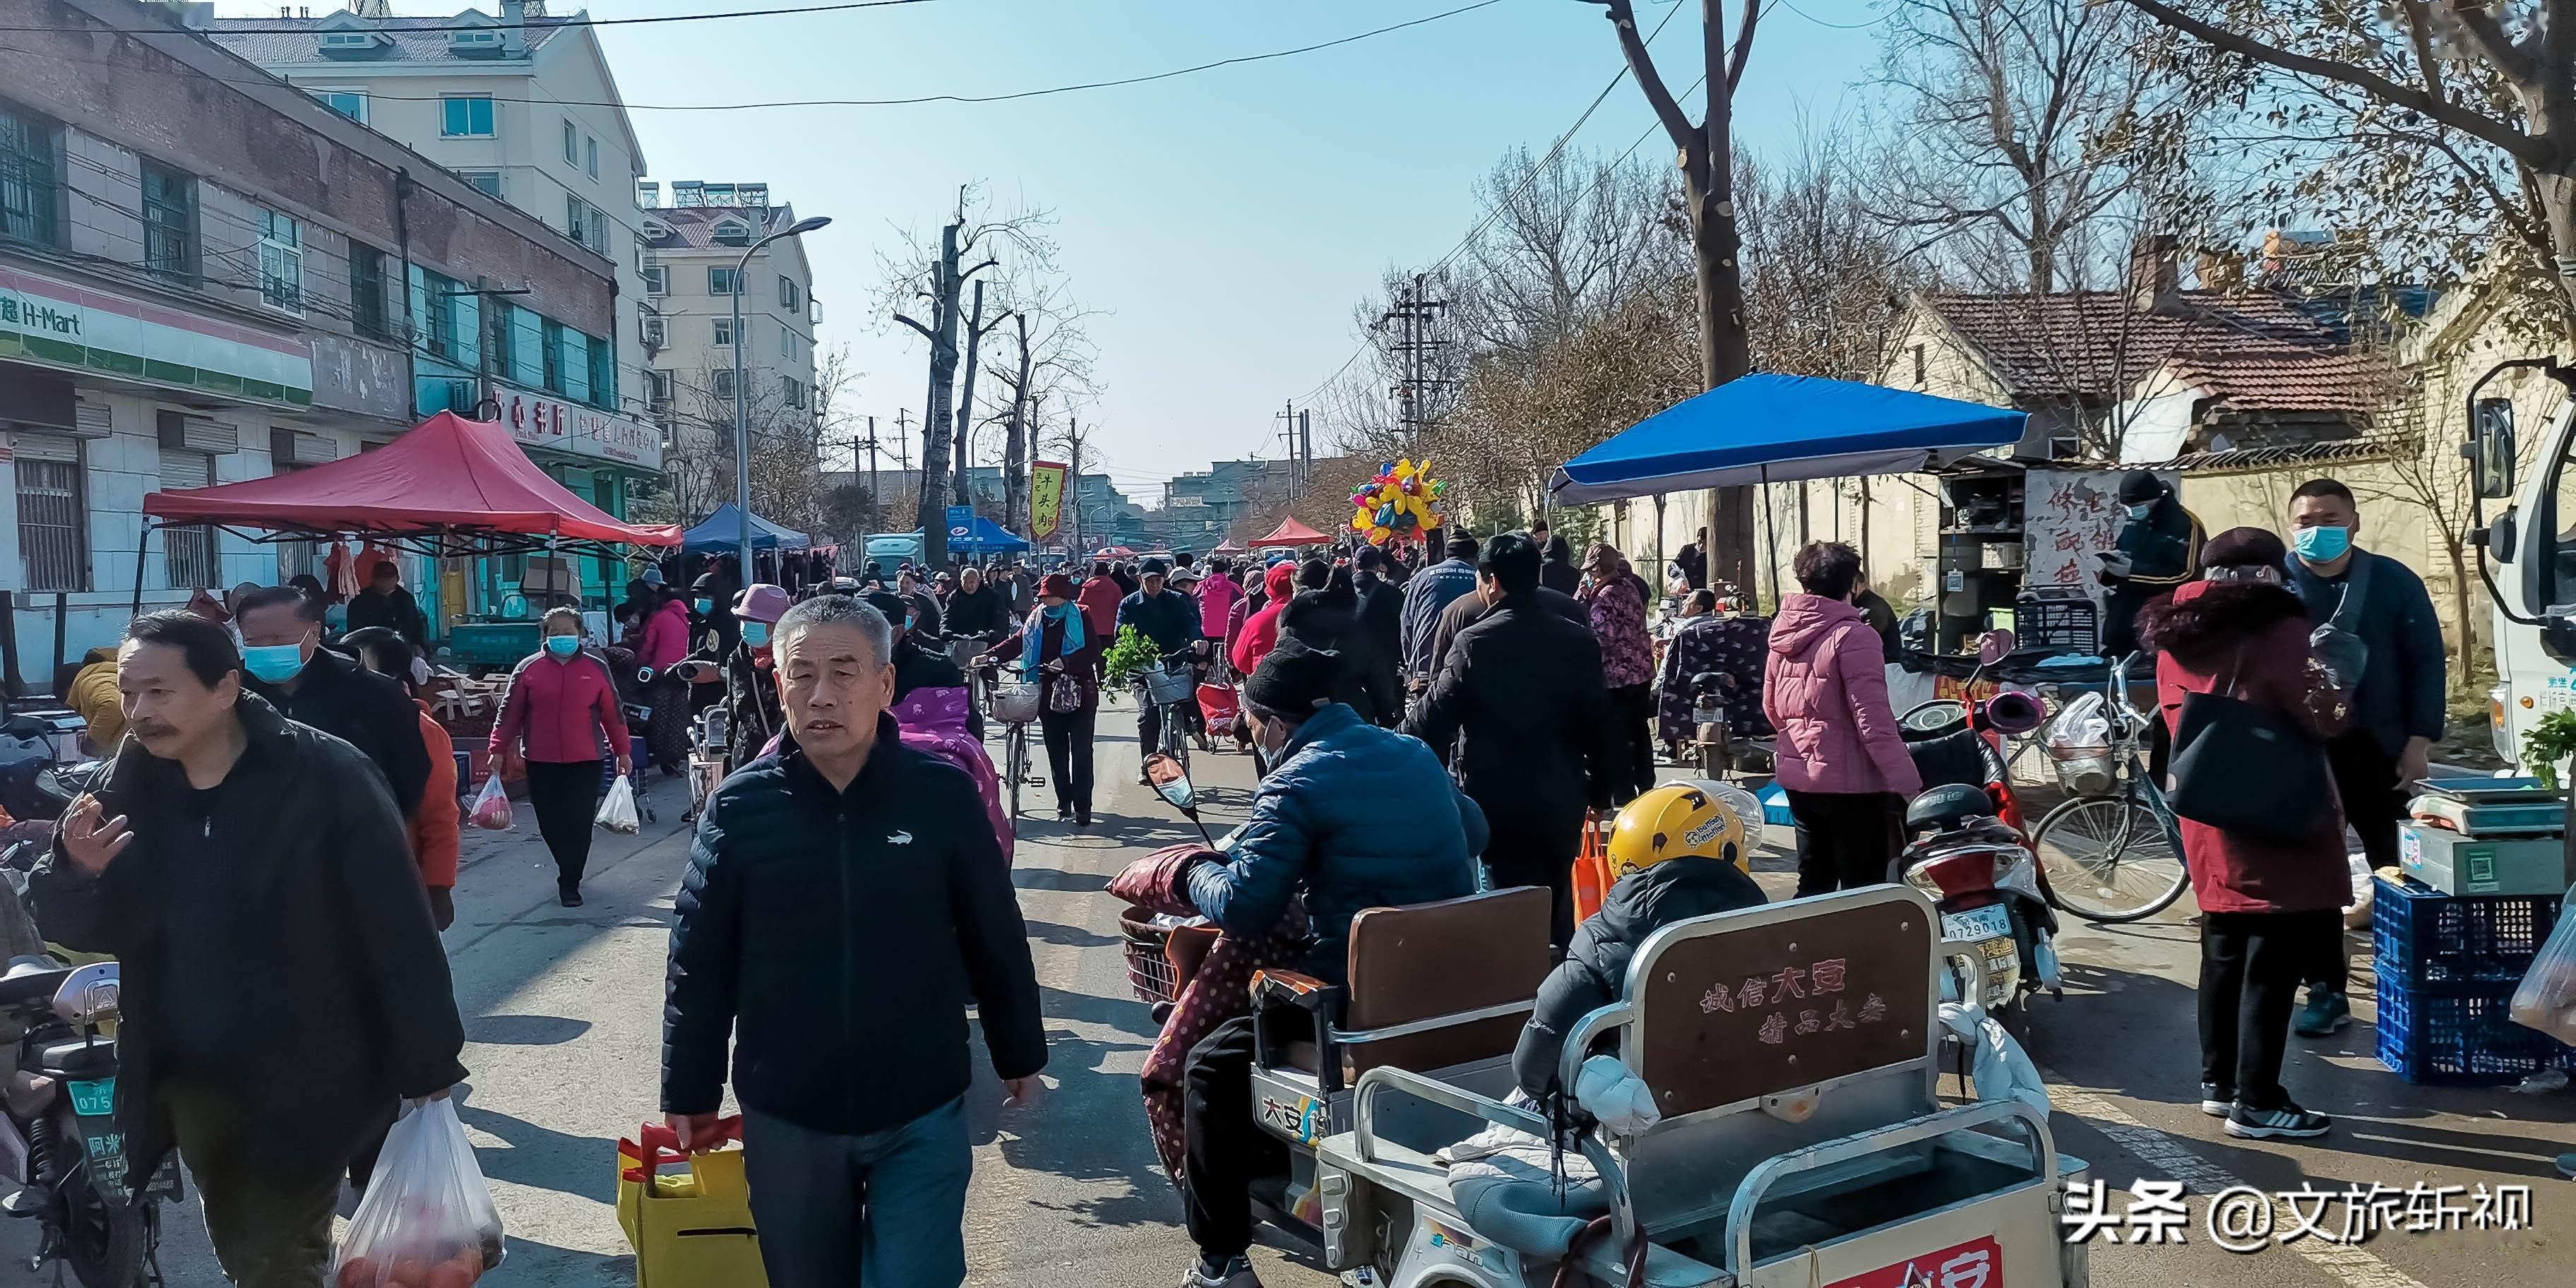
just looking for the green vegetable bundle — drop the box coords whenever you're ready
[1102,624,1159,685]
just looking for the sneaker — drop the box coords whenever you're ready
[2199,1083,2235,1116]
[559,885,584,909]
[2226,1100,2330,1140]
[1179,1256,1259,1288]
[2292,990,2351,1037]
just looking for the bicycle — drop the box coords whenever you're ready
[2029,653,2192,923]
[976,659,1043,819]
[1139,646,1201,776]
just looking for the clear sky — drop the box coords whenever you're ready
[230,1,1891,502]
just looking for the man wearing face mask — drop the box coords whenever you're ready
[2284,477,2445,1037]
[2098,470,2205,660]
[235,585,430,821]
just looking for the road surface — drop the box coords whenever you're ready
[6,694,2568,1286]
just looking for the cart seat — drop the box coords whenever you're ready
[1256,886,1551,1090]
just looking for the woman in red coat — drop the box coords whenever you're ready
[489,608,632,907]
[2137,526,2351,1143]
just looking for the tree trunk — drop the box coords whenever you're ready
[2446,533,2476,692]
[1687,156,1758,598]
[2537,166,2576,347]
[1002,317,1034,537]
[952,280,988,515]
[917,222,962,569]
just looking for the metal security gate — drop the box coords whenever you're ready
[14,436,86,592]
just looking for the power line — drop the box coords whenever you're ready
[0,0,947,36]
[37,1,1513,114]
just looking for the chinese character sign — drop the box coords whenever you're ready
[1822,1235,2000,1288]
[2021,469,2174,612]
[1030,460,1068,541]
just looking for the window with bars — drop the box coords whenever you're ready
[141,161,196,281]
[158,447,218,590]
[458,170,503,199]
[14,443,86,592]
[0,101,59,247]
[350,244,390,340]
[257,208,302,313]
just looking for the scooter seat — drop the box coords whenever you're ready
[1450,1159,1608,1258]
[0,959,68,1008]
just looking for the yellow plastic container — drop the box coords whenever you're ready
[617,1129,768,1287]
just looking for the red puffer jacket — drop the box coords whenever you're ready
[489,649,631,765]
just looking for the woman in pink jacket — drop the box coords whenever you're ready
[1762,542,1923,896]
[636,590,694,774]
[490,607,632,907]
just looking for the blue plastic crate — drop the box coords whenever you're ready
[2373,969,2575,1085]
[2371,875,2565,986]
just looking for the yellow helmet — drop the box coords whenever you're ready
[1604,781,1756,876]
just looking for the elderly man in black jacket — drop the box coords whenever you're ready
[664,594,1044,1288]
[1405,532,1619,948]
[33,612,464,1288]
[236,584,430,819]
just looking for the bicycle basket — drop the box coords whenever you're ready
[1119,910,1179,1005]
[989,681,1042,724]
[2048,749,2117,797]
[1143,662,1195,707]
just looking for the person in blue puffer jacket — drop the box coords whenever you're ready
[1173,642,1484,1288]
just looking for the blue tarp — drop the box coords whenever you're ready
[681,503,809,553]
[1549,374,2028,504]
[914,514,1031,555]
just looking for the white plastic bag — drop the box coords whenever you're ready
[595,775,639,835]
[2508,886,2576,1046]
[330,1097,504,1287]
[465,774,513,832]
[2343,852,2375,929]
[2046,691,2111,751]
[1573,1054,1662,1139]
[1938,1001,2052,1119]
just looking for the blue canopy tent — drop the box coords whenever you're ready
[681,503,809,554]
[913,514,1031,556]
[1548,374,2027,503]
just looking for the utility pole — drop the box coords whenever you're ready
[1001,316,1037,537]
[856,413,881,568]
[893,407,912,472]
[893,200,1001,571]
[1377,273,1449,451]
[1061,414,1085,559]
[1275,400,1301,501]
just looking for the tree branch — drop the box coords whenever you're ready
[893,312,934,340]
[1600,0,1698,158]
[2399,2,2450,107]
[1727,0,1760,94]
[2113,0,2541,162]
[2445,1,2538,84]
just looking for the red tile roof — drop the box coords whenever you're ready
[1921,289,2392,415]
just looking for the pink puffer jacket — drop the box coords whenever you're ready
[1761,594,1922,799]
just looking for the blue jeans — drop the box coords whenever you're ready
[741,1097,972,1287]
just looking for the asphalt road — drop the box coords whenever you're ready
[6,696,2571,1287]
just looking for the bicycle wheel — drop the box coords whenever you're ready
[2033,792,2190,923]
[1006,726,1027,818]
[1162,703,1191,776]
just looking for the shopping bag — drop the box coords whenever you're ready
[465,774,513,832]
[1570,812,1612,927]
[2509,885,2576,1046]
[595,775,640,834]
[330,1097,504,1288]
[1196,681,1240,730]
[616,1117,768,1288]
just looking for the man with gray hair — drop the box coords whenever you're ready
[662,595,1045,1287]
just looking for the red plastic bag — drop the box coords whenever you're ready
[1196,682,1239,729]
[465,774,513,832]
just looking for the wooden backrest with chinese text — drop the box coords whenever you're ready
[1631,892,1933,1119]
[1343,885,1551,1078]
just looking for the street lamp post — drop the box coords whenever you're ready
[734,214,832,578]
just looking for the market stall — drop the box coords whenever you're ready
[910,515,1030,558]
[141,410,681,665]
[1248,515,1328,549]
[681,503,809,554]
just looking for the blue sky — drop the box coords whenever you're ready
[243,1,1892,499]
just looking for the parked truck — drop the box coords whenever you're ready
[2465,357,2576,763]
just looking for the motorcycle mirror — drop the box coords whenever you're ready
[1976,629,2016,667]
[1143,753,1210,842]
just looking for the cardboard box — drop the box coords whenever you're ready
[2400,823,2570,897]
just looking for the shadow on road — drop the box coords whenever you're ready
[456,1097,621,1204]
[470,1013,595,1045]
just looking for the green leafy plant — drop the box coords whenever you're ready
[1101,624,1158,686]
[2523,708,2576,791]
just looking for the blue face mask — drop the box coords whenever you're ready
[242,643,306,684]
[741,621,770,647]
[2125,502,2155,520]
[545,634,581,658]
[693,598,713,614]
[2293,524,2352,561]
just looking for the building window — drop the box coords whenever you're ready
[641,316,665,347]
[780,276,800,310]
[711,368,736,402]
[563,119,578,166]
[0,101,60,247]
[1912,343,1926,388]
[585,136,599,179]
[441,95,496,137]
[565,195,589,247]
[14,439,86,592]
[458,170,502,198]
[422,270,460,359]
[350,244,390,340]
[647,369,674,407]
[710,220,749,247]
[782,376,804,410]
[712,318,732,347]
[482,301,512,376]
[541,319,566,394]
[642,263,667,294]
[309,89,368,123]
[140,161,196,282]
[780,322,793,357]
[588,333,615,410]
[256,208,302,314]
[708,266,737,296]
[157,445,219,590]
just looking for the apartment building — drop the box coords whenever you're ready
[202,0,656,434]
[0,0,652,662]
[639,181,821,515]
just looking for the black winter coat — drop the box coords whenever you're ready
[244,648,430,820]
[30,694,466,1183]
[1404,595,1618,833]
[662,717,1046,1135]
[1280,589,1401,727]
[1512,856,1765,1097]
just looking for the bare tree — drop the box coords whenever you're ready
[2114,0,2576,342]
[979,275,1097,537]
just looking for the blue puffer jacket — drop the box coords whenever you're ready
[1186,703,1484,983]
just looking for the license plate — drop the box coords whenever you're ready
[1942,904,2014,943]
[66,1077,114,1117]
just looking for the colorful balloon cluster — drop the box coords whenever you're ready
[1349,458,1448,546]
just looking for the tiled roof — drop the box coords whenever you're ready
[203,12,572,66]
[1920,289,2394,414]
[643,205,794,252]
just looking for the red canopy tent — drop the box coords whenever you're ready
[145,411,681,550]
[1248,515,1328,549]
